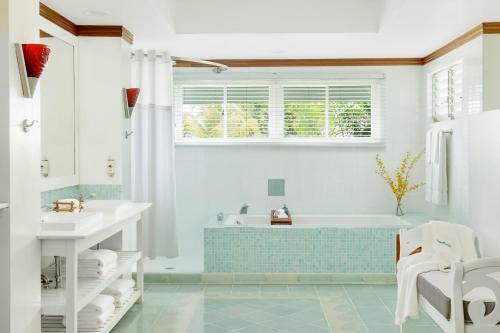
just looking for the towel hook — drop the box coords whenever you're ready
[21,119,38,132]
[125,130,134,139]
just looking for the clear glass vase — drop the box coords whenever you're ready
[396,202,404,216]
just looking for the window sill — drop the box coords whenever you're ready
[175,139,385,148]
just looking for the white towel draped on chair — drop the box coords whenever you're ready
[395,221,477,325]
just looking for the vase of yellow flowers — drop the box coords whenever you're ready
[375,151,425,216]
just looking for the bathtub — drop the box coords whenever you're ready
[204,214,410,274]
[223,214,409,227]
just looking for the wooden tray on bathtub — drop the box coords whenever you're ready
[271,210,292,225]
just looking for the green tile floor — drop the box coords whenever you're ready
[111,284,443,333]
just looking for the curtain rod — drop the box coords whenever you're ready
[131,53,229,73]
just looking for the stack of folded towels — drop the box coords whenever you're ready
[63,294,115,329]
[102,279,135,307]
[78,249,117,279]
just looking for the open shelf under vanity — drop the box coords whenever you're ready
[41,251,141,315]
[41,290,140,333]
[38,203,151,333]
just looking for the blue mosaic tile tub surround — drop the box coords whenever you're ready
[41,184,122,207]
[205,227,398,273]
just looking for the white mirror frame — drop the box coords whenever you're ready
[39,16,80,191]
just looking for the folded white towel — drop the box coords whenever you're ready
[77,261,116,269]
[103,279,135,296]
[79,295,114,315]
[79,249,117,265]
[78,258,116,268]
[114,289,134,308]
[78,265,116,278]
[62,262,116,278]
[64,306,114,329]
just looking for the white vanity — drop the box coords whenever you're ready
[38,201,150,333]
[37,12,147,333]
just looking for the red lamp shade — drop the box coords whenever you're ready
[22,44,51,78]
[123,88,141,118]
[15,43,51,98]
[126,88,140,108]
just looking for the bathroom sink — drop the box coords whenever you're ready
[84,200,132,217]
[40,212,103,232]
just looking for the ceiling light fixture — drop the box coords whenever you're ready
[83,10,109,17]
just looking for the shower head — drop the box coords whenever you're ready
[212,66,228,74]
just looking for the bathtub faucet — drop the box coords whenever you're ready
[239,204,249,214]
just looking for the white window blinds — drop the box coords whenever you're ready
[284,86,326,137]
[432,63,463,121]
[329,85,372,137]
[175,80,383,144]
[182,87,224,138]
[226,86,269,138]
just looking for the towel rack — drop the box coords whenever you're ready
[442,129,453,135]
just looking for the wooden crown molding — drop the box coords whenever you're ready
[39,2,134,44]
[40,30,53,38]
[483,22,500,34]
[39,2,499,66]
[174,58,424,67]
[76,25,134,44]
[40,3,78,35]
[422,24,483,64]
[175,21,500,68]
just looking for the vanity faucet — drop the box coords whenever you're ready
[239,204,249,215]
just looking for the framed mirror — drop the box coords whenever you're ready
[39,22,79,191]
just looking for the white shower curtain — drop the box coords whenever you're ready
[131,50,178,258]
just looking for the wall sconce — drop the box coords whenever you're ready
[123,88,140,118]
[15,43,51,98]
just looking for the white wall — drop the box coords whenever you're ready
[468,110,500,256]
[423,36,483,225]
[174,66,426,256]
[483,35,500,112]
[79,37,131,186]
[423,34,500,257]
[0,0,42,332]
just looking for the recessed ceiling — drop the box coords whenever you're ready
[173,0,386,34]
[41,0,500,59]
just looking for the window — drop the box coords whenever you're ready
[431,63,463,121]
[175,80,382,144]
[226,86,269,138]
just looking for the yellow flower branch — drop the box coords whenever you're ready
[375,151,425,212]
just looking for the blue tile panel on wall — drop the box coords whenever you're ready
[79,184,122,200]
[41,184,122,207]
[204,227,398,273]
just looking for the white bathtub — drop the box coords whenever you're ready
[206,213,408,273]
[223,213,410,228]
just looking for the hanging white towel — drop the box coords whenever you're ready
[425,129,434,202]
[432,130,448,205]
[425,129,448,205]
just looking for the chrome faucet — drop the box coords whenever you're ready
[217,212,224,224]
[239,204,249,215]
